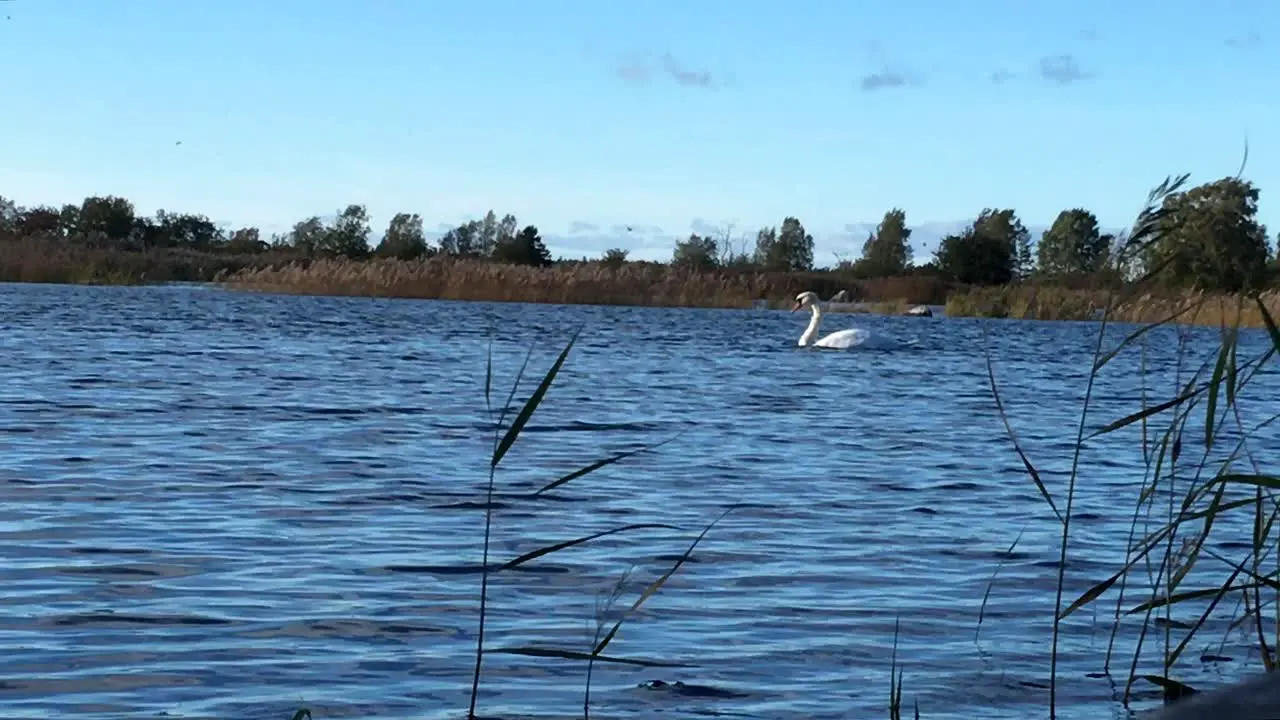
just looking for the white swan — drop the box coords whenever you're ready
[792,291,913,350]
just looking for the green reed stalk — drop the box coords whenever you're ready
[464,327,735,718]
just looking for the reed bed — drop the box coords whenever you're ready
[0,236,296,285]
[946,283,1280,329]
[980,290,1280,718]
[224,255,952,310]
[944,284,1109,321]
[820,298,917,315]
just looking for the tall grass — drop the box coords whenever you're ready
[462,328,739,718]
[277,329,738,720]
[224,255,952,309]
[975,165,1280,718]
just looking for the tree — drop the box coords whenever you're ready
[287,216,328,255]
[710,222,752,267]
[672,233,718,270]
[476,210,500,258]
[131,216,164,250]
[493,224,552,266]
[496,213,518,251]
[438,220,482,256]
[58,204,80,237]
[1143,177,1270,292]
[18,206,61,237]
[858,208,913,276]
[601,248,630,266]
[321,204,371,258]
[755,217,814,271]
[1036,208,1111,277]
[753,226,777,269]
[0,196,18,234]
[376,212,430,260]
[76,195,136,246]
[934,208,1028,285]
[1014,230,1034,279]
[228,227,266,253]
[154,210,222,250]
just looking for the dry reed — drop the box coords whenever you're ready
[223,256,952,310]
[0,236,297,285]
[947,284,1280,329]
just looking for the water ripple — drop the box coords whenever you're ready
[0,283,1276,720]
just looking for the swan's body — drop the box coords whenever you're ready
[798,310,869,348]
[792,291,913,350]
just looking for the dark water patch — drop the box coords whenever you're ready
[430,501,514,511]
[240,618,454,640]
[51,563,198,580]
[325,492,434,506]
[67,546,153,556]
[933,481,984,491]
[44,612,234,628]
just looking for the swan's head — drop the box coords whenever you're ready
[792,291,820,312]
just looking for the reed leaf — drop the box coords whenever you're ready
[1130,497,1258,555]
[1200,547,1280,594]
[1092,301,1201,374]
[496,341,537,436]
[975,528,1024,641]
[1257,294,1280,354]
[1205,334,1233,449]
[497,524,678,571]
[1126,581,1260,616]
[1060,515,1210,621]
[484,333,494,411]
[982,331,1063,523]
[1141,675,1199,702]
[1164,564,1246,669]
[889,616,904,720]
[1060,571,1124,621]
[1089,385,1203,439]
[592,505,739,657]
[1168,483,1227,592]
[535,438,676,496]
[1213,473,1280,491]
[492,328,581,468]
[1226,325,1240,408]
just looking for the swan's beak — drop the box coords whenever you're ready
[791,300,802,312]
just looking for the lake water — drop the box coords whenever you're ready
[1,282,1278,720]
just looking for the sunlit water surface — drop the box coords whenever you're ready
[1,283,1278,720]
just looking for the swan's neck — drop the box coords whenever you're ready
[799,304,822,345]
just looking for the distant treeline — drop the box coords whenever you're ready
[0,174,1274,310]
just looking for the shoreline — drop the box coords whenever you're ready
[3,246,1275,329]
[9,273,1272,331]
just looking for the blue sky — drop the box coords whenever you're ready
[0,0,1275,263]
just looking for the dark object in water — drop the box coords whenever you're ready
[905,305,933,317]
[638,679,747,699]
[1143,669,1280,719]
